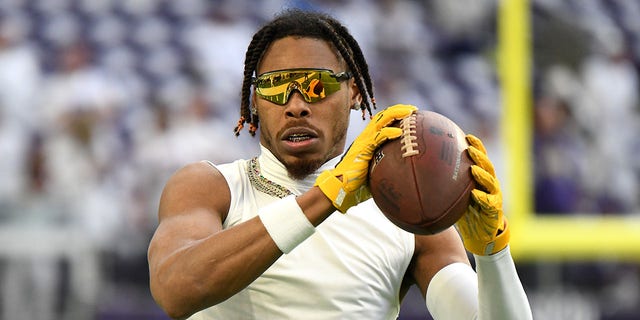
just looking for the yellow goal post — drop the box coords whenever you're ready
[498,0,640,262]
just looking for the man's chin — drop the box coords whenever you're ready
[285,157,325,181]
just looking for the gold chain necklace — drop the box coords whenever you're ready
[247,157,294,199]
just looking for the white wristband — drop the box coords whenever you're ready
[258,195,315,254]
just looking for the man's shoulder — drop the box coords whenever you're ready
[166,161,232,191]
[205,158,251,183]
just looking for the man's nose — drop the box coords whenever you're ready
[284,90,311,118]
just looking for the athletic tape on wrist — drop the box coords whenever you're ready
[258,195,315,254]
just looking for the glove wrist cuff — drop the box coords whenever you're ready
[315,171,349,213]
[463,218,511,256]
[490,219,511,254]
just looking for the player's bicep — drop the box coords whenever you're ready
[149,209,222,264]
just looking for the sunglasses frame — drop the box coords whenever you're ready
[252,68,352,105]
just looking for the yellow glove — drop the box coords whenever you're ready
[455,134,510,256]
[315,104,418,213]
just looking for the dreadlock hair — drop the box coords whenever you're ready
[234,8,377,137]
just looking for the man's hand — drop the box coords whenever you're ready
[315,104,418,213]
[455,134,510,256]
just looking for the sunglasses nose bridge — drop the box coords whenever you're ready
[282,89,313,119]
[285,81,311,104]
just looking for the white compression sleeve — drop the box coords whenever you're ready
[426,246,533,320]
[475,246,533,320]
[426,262,479,320]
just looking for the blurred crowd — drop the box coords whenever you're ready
[532,0,640,215]
[0,0,638,319]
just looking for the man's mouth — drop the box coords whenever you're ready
[281,127,318,143]
[286,133,313,142]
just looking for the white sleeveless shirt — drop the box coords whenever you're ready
[189,146,415,320]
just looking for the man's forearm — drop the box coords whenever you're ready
[425,246,533,320]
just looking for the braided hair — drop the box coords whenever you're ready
[234,9,377,137]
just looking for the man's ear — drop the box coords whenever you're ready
[350,79,363,110]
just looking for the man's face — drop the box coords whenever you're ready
[254,36,360,180]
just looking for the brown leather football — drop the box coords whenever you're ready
[369,110,475,235]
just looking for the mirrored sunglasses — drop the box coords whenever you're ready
[253,68,352,105]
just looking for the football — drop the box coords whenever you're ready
[368,110,475,235]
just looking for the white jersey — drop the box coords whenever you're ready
[189,146,415,320]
